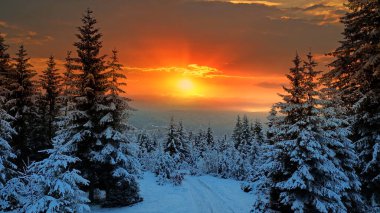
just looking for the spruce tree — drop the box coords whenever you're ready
[69,8,112,201]
[253,120,264,144]
[0,37,17,189]
[23,142,90,213]
[1,140,90,212]
[165,118,180,156]
[262,53,350,212]
[266,106,279,145]
[0,35,12,85]
[326,0,380,207]
[320,79,364,211]
[8,45,37,167]
[206,126,214,147]
[138,132,154,154]
[93,49,142,207]
[176,121,189,161]
[60,51,78,117]
[232,115,243,149]
[165,118,188,161]
[54,9,141,206]
[40,56,61,145]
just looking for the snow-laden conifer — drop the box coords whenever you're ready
[0,35,17,211]
[7,45,37,167]
[54,9,141,206]
[257,53,350,213]
[1,140,90,213]
[325,0,380,207]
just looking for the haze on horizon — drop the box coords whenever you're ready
[0,0,345,114]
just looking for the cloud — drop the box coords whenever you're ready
[0,20,8,28]
[125,64,221,78]
[218,0,282,6]
[275,1,346,25]
[208,0,346,25]
[0,20,54,46]
[255,81,284,89]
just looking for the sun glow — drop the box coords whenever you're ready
[175,78,202,97]
[178,79,194,91]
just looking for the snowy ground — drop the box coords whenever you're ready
[92,172,252,213]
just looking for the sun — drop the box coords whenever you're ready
[178,78,194,92]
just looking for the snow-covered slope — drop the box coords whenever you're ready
[92,172,252,213]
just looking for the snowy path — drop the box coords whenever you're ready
[92,172,252,213]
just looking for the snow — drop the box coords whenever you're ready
[92,172,252,213]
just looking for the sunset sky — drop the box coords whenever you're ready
[0,0,345,113]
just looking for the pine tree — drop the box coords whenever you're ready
[0,38,17,189]
[325,0,380,207]
[154,148,184,186]
[0,35,12,86]
[206,126,214,147]
[138,132,154,154]
[266,106,279,145]
[40,56,61,145]
[253,120,264,144]
[261,53,350,212]
[23,143,90,213]
[232,115,243,149]
[60,51,78,117]
[320,79,364,211]
[93,49,142,207]
[1,141,90,212]
[236,115,255,164]
[7,45,37,167]
[63,8,113,202]
[178,121,191,162]
[54,9,141,206]
[165,118,180,156]
[193,129,207,157]
[165,118,189,161]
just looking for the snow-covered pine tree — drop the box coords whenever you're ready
[325,0,380,207]
[22,142,90,213]
[265,106,279,145]
[165,118,179,156]
[206,126,214,147]
[261,53,350,213]
[93,49,142,207]
[176,121,189,161]
[239,115,255,164]
[1,140,90,213]
[60,51,78,118]
[138,131,154,154]
[320,77,364,211]
[233,115,253,158]
[252,106,279,212]
[154,147,183,186]
[39,55,62,146]
[54,9,141,206]
[7,45,37,167]
[232,115,243,149]
[0,35,13,86]
[165,118,188,161]
[0,35,17,198]
[252,120,264,144]
[193,129,207,157]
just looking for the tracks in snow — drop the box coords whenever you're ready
[186,177,237,213]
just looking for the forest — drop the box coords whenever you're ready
[0,0,379,212]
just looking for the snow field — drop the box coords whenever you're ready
[93,172,252,213]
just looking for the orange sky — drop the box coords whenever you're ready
[0,0,345,112]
